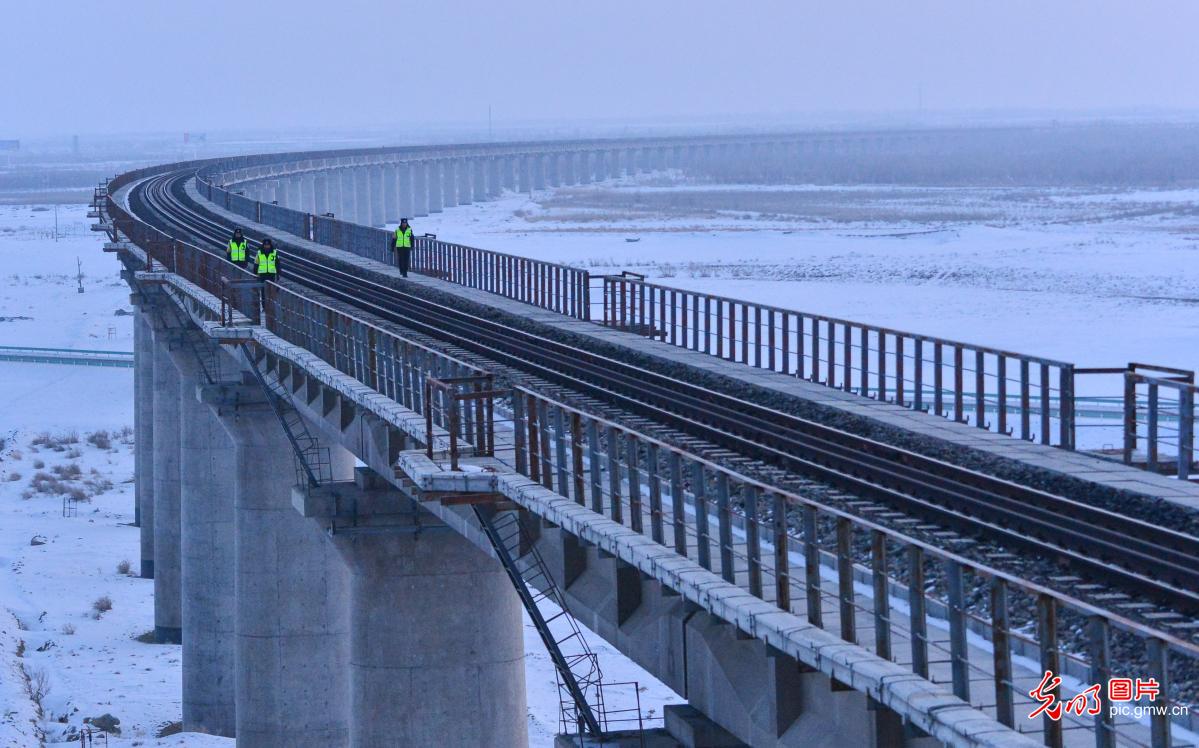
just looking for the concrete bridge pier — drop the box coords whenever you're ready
[337,169,355,221]
[381,164,399,223]
[369,166,386,226]
[472,158,487,201]
[413,161,430,217]
[440,160,458,209]
[561,152,577,186]
[150,322,183,644]
[296,470,529,748]
[396,162,413,219]
[299,173,316,214]
[427,160,444,214]
[533,154,547,190]
[353,168,371,225]
[133,306,155,577]
[214,398,352,747]
[547,153,561,187]
[501,157,516,191]
[453,158,471,204]
[518,155,533,193]
[487,157,503,198]
[313,173,330,215]
[170,348,237,738]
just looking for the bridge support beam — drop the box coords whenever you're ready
[171,350,238,738]
[300,471,530,747]
[150,324,183,644]
[518,156,533,193]
[472,158,487,200]
[442,159,459,209]
[216,404,352,747]
[134,307,155,577]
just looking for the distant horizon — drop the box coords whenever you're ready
[10,105,1199,145]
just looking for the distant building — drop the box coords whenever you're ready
[0,140,19,152]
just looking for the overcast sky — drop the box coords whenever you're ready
[3,0,1198,138]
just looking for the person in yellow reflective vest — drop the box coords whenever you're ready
[255,238,278,281]
[227,228,248,267]
[394,218,413,278]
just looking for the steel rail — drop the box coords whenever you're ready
[129,168,1199,614]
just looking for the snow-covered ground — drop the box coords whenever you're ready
[0,205,680,746]
[414,178,1199,381]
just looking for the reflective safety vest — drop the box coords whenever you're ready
[256,248,277,275]
[228,238,247,262]
[395,226,413,249]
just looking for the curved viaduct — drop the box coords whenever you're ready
[91,128,1135,748]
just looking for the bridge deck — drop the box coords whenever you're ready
[187,178,1199,514]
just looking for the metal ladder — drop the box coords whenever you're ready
[473,506,606,737]
[239,342,330,487]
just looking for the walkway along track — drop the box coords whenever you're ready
[129,168,1199,618]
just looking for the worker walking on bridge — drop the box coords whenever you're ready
[255,238,278,281]
[227,228,248,268]
[394,218,413,278]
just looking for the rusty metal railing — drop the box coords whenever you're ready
[423,374,503,470]
[598,274,1079,449]
[509,385,1199,747]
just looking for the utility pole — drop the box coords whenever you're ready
[488,105,493,142]
[54,204,58,242]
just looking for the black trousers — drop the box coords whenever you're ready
[397,247,411,277]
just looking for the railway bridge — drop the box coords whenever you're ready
[92,129,1199,747]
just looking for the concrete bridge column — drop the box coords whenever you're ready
[533,154,547,190]
[134,307,155,577]
[353,168,371,225]
[288,177,304,209]
[150,324,182,644]
[472,158,487,200]
[396,162,413,219]
[299,173,316,214]
[456,159,473,205]
[413,161,430,217]
[547,153,561,187]
[170,349,237,738]
[501,157,516,191]
[487,157,503,197]
[369,166,386,226]
[442,159,459,209]
[313,173,330,215]
[309,472,528,747]
[595,151,609,182]
[381,164,399,223]
[216,402,351,747]
[427,160,443,214]
[580,152,595,183]
[337,169,354,220]
[562,152,577,185]
[518,155,533,193]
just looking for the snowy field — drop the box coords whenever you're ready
[0,205,680,746]
[414,177,1199,382]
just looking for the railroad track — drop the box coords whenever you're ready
[126,168,1199,616]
